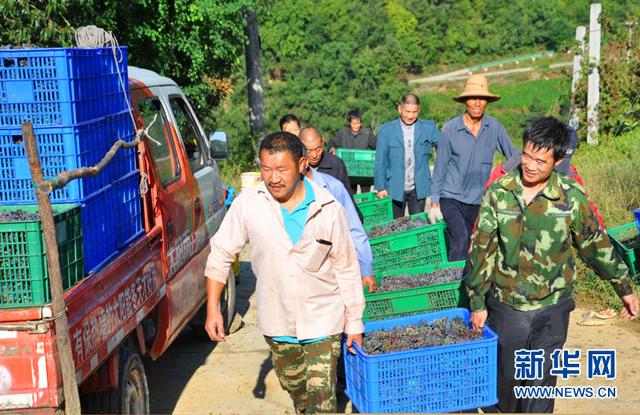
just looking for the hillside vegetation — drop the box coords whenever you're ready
[572,129,640,308]
[215,0,640,168]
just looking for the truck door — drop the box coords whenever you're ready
[166,92,225,240]
[149,87,224,348]
[135,96,194,258]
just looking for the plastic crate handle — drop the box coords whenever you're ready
[354,153,375,161]
[389,295,431,314]
[389,233,419,251]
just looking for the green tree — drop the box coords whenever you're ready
[386,0,420,72]
[0,0,81,46]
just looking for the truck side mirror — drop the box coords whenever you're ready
[209,131,228,159]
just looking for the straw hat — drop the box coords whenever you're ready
[453,74,501,102]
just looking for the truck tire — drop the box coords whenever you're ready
[220,268,237,331]
[190,270,237,336]
[81,348,150,414]
[119,350,150,414]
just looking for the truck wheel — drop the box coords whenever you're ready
[220,268,236,331]
[119,350,150,414]
[190,270,237,336]
[81,348,149,414]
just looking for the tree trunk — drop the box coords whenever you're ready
[245,8,265,139]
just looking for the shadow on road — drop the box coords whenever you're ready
[253,354,273,399]
[146,260,257,413]
[145,329,219,413]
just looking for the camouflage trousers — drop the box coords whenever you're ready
[265,334,342,414]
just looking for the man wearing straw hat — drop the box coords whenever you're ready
[429,74,516,260]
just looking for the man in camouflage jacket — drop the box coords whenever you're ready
[466,117,639,413]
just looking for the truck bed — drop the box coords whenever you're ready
[0,226,163,411]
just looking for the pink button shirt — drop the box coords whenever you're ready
[205,179,365,339]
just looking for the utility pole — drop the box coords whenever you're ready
[244,8,265,139]
[23,123,82,415]
[587,3,601,145]
[570,26,586,130]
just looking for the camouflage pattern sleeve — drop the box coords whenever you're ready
[465,189,499,311]
[570,186,634,297]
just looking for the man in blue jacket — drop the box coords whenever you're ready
[374,94,441,218]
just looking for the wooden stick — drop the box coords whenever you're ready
[22,123,82,414]
[36,129,145,194]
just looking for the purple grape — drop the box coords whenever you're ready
[363,317,482,355]
[368,216,429,238]
[0,210,40,223]
[377,268,464,293]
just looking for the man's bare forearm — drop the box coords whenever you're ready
[207,278,225,306]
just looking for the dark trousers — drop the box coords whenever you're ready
[392,189,425,218]
[485,293,575,413]
[440,198,480,261]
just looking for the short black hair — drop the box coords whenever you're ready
[259,131,305,160]
[400,93,420,106]
[347,110,361,123]
[279,114,300,131]
[522,117,570,161]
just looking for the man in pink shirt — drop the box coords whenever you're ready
[204,131,365,413]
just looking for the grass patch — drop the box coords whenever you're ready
[572,129,640,308]
[572,131,640,227]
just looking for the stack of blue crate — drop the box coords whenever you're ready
[0,47,143,274]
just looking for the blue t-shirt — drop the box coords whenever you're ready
[280,177,315,245]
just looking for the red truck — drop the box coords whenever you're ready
[0,67,235,413]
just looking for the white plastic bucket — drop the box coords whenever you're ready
[240,172,262,189]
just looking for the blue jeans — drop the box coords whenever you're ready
[440,197,480,261]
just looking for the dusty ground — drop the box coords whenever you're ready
[146,257,640,414]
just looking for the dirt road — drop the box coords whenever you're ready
[146,258,640,414]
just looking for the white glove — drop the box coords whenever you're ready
[429,206,443,224]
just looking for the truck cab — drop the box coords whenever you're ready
[0,67,234,413]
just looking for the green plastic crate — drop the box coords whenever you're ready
[0,204,84,308]
[336,148,376,178]
[357,196,393,230]
[369,213,447,275]
[608,222,640,277]
[354,192,376,204]
[363,261,467,321]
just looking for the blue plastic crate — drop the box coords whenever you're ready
[76,186,116,274]
[0,119,112,204]
[107,111,137,179]
[0,47,129,127]
[112,171,143,249]
[344,308,498,413]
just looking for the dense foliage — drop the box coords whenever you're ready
[215,0,639,168]
[3,0,639,168]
